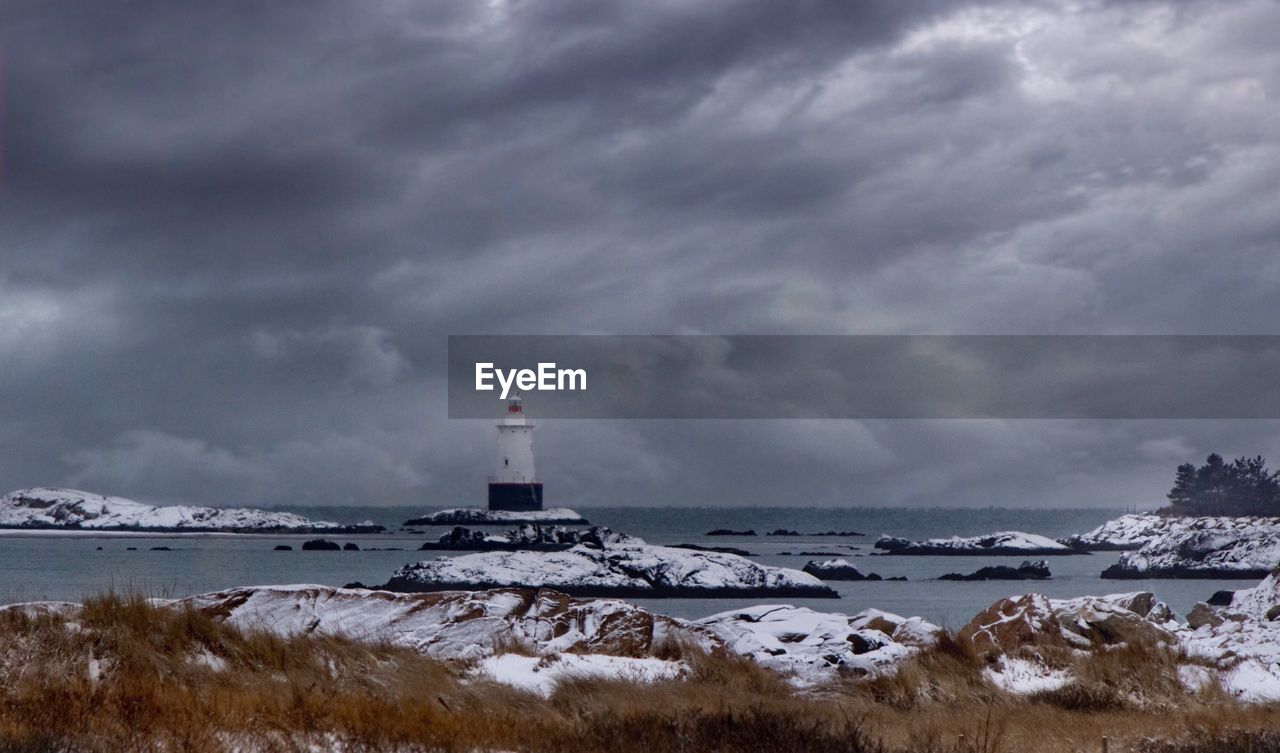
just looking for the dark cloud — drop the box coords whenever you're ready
[0,0,1278,507]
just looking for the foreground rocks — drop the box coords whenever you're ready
[961,591,1176,653]
[699,604,939,676]
[181,584,716,660]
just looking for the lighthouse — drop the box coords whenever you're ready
[488,394,543,511]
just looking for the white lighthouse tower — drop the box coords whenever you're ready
[488,394,543,511]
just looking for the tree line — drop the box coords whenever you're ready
[1167,453,1280,516]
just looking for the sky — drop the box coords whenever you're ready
[0,0,1278,509]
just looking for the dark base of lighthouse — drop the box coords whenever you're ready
[487,483,544,512]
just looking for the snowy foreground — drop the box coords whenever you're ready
[379,531,837,597]
[0,488,380,533]
[15,571,1280,701]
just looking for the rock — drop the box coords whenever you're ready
[670,544,754,556]
[343,542,360,551]
[274,545,293,551]
[1187,602,1225,629]
[963,591,1176,654]
[767,529,801,536]
[419,524,609,552]
[183,585,719,661]
[1051,594,1176,647]
[1100,529,1280,579]
[961,594,1064,654]
[875,531,1082,556]
[381,535,838,598]
[0,486,383,534]
[302,539,342,551]
[150,546,172,551]
[403,508,589,526]
[1208,590,1236,606]
[801,559,895,581]
[1066,513,1280,552]
[705,529,756,536]
[698,604,940,676]
[938,560,1051,581]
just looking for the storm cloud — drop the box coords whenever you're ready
[1,0,1278,508]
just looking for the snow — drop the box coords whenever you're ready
[983,656,1071,694]
[875,531,1075,554]
[1067,513,1280,551]
[387,535,834,597]
[1178,664,1215,693]
[178,584,719,661]
[697,604,940,680]
[475,653,684,697]
[1221,660,1280,702]
[1108,528,1280,576]
[0,488,357,532]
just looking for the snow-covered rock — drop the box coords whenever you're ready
[1175,571,1280,700]
[419,524,608,551]
[381,535,837,598]
[180,584,718,660]
[875,531,1080,556]
[961,591,1175,653]
[403,508,589,526]
[1066,513,1280,552]
[0,488,380,533]
[1100,528,1280,579]
[698,604,940,679]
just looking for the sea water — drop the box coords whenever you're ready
[0,506,1241,626]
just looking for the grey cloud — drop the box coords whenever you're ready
[1,0,1278,507]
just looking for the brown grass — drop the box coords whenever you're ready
[0,594,1279,752]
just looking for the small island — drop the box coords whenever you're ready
[0,488,383,534]
[1080,455,1280,578]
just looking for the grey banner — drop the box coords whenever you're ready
[447,335,1280,418]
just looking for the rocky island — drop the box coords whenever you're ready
[938,560,1051,581]
[0,488,383,534]
[403,507,589,526]
[874,531,1083,556]
[374,532,838,598]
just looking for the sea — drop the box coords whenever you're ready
[0,506,1243,627]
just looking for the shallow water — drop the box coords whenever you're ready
[0,506,1244,626]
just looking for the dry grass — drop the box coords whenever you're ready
[0,594,1279,752]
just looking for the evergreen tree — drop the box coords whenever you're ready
[1166,453,1280,516]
